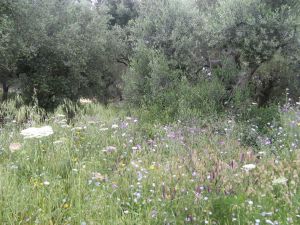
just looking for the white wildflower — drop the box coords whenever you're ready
[43,181,50,186]
[242,164,256,171]
[247,200,253,205]
[261,212,273,217]
[272,177,288,185]
[79,98,92,104]
[265,219,274,225]
[71,126,86,131]
[56,114,65,118]
[21,126,53,139]
[53,138,67,145]
[111,124,119,129]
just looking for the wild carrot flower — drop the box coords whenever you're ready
[80,98,92,104]
[272,177,288,185]
[242,164,256,171]
[21,126,53,139]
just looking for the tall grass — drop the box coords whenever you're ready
[1,97,300,224]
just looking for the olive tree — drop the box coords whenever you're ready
[130,0,204,80]
[16,0,127,109]
[0,0,45,101]
[202,0,300,105]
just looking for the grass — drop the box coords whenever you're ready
[1,99,300,224]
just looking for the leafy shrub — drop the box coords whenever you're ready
[238,104,280,133]
[177,77,226,120]
[124,45,180,106]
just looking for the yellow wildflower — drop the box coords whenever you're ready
[63,203,71,209]
[149,165,155,170]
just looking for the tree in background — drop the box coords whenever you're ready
[103,0,138,27]
[201,0,300,106]
[11,0,128,109]
[1,0,299,116]
[0,0,45,101]
[130,0,204,79]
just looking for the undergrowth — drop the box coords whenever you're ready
[0,97,300,224]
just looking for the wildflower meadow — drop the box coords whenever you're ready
[1,98,300,225]
[1,0,299,224]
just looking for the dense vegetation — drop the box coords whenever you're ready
[1,0,299,112]
[0,0,300,224]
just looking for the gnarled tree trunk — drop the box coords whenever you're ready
[2,81,9,102]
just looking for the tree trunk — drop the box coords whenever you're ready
[227,64,261,104]
[2,81,9,101]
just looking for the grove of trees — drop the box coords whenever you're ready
[1,0,299,117]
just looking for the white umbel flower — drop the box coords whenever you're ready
[272,177,288,185]
[242,164,256,171]
[21,126,54,139]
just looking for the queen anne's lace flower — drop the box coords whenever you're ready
[242,164,256,171]
[80,98,92,104]
[272,177,288,185]
[21,126,54,139]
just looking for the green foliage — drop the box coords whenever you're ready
[177,78,226,119]
[124,43,226,122]
[131,0,203,79]
[2,1,300,223]
[1,0,299,125]
[124,45,180,106]
[204,0,298,65]
[103,0,138,27]
[251,54,300,104]
[201,0,300,106]
[11,0,127,109]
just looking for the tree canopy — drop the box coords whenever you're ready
[0,0,299,114]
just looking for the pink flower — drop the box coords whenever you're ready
[9,143,22,153]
